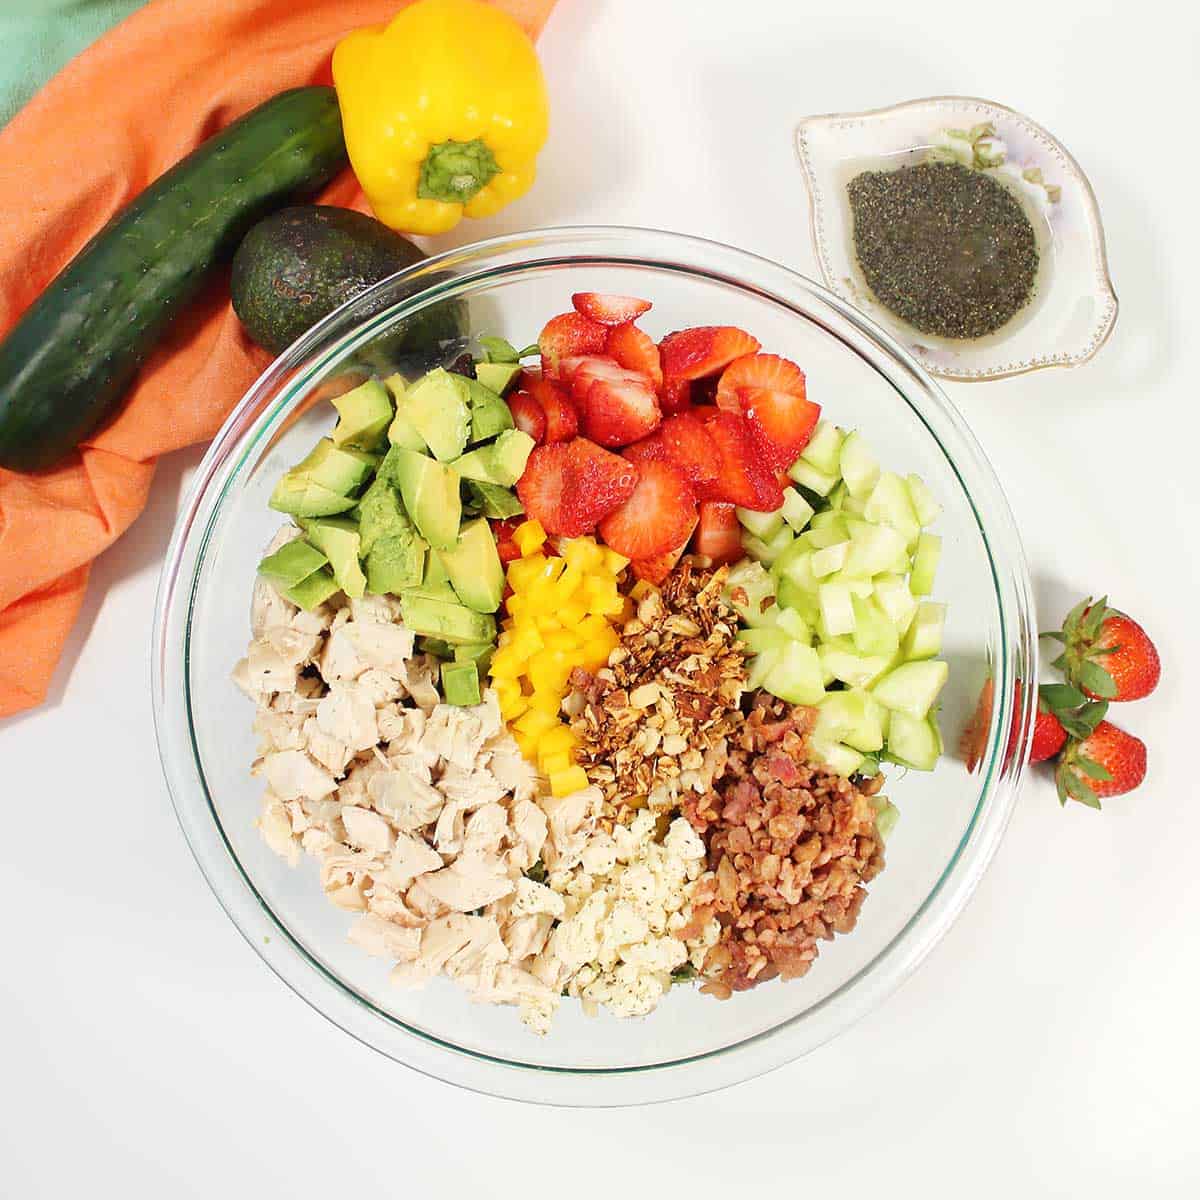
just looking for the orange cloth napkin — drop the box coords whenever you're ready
[0,0,556,719]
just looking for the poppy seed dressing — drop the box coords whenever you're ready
[847,161,1039,340]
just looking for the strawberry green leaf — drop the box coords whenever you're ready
[1039,683,1087,712]
[1076,700,1109,733]
[1079,659,1117,699]
[1082,596,1110,639]
[1076,755,1114,782]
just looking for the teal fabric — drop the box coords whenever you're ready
[0,0,147,127]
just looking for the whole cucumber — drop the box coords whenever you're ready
[0,87,347,472]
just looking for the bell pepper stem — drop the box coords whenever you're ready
[418,138,501,205]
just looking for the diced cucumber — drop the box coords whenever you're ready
[816,688,885,753]
[746,645,783,690]
[851,594,900,657]
[864,472,921,546]
[871,659,949,719]
[799,421,843,474]
[839,430,881,499]
[788,458,839,496]
[812,541,850,578]
[780,487,815,532]
[901,601,946,660]
[818,582,855,637]
[737,626,791,656]
[776,607,812,643]
[906,473,943,527]
[819,640,893,688]
[842,522,908,579]
[834,575,876,599]
[841,494,868,517]
[725,561,778,627]
[809,509,847,535]
[810,736,865,778]
[762,641,825,705]
[774,543,817,592]
[742,533,781,565]
[766,524,795,556]
[872,797,899,840]
[874,574,918,631]
[776,575,820,626]
[827,481,849,510]
[737,505,784,540]
[885,710,943,770]
[910,532,941,596]
[804,523,848,550]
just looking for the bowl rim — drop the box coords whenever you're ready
[152,224,1036,1106]
[794,93,1119,382]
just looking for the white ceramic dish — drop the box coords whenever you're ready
[795,95,1118,382]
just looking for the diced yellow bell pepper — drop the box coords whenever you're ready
[536,614,562,633]
[514,708,559,737]
[489,645,524,680]
[528,652,571,695]
[537,724,577,757]
[550,766,589,797]
[514,519,546,557]
[542,629,579,654]
[541,751,573,776]
[527,689,562,717]
[509,624,544,661]
[558,601,587,627]
[603,548,630,574]
[555,564,584,601]
[507,555,547,592]
[563,538,603,573]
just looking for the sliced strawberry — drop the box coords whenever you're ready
[606,322,663,390]
[577,374,662,448]
[507,391,547,444]
[631,518,697,585]
[572,292,652,326]
[538,312,607,379]
[716,353,807,406]
[693,502,744,566]
[714,391,741,414]
[599,460,696,560]
[659,326,761,380]
[737,386,822,471]
[516,439,637,538]
[622,435,670,466]
[564,354,636,400]
[659,376,693,415]
[659,412,720,495]
[492,516,525,564]
[522,375,578,443]
[700,410,783,511]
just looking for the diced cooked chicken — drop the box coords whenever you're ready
[502,913,555,963]
[349,594,401,626]
[541,785,602,871]
[356,669,405,708]
[263,750,337,802]
[485,735,539,802]
[253,709,306,753]
[302,718,353,776]
[398,655,441,711]
[418,853,515,912]
[462,803,509,857]
[341,806,395,856]
[390,913,486,988]
[320,625,367,683]
[508,799,548,869]
[350,620,416,676]
[379,831,444,889]
[258,794,300,866]
[367,763,444,831]
[233,639,301,697]
[316,684,379,752]
[511,876,566,919]
[348,913,422,961]
[251,576,299,640]
[437,763,508,807]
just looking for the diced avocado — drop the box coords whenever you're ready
[399,368,471,462]
[283,567,341,611]
[269,472,358,518]
[257,538,327,589]
[384,374,427,451]
[466,480,524,520]
[463,377,515,442]
[389,447,462,550]
[450,429,535,487]
[399,593,497,645]
[366,537,426,595]
[418,550,459,601]
[475,361,522,396]
[436,517,504,613]
[331,379,393,450]
[303,517,366,599]
[417,637,455,659]
[441,660,482,707]
[357,474,413,555]
[454,641,495,673]
[292,437,378,495]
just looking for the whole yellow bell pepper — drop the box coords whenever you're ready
[333,0,550,236]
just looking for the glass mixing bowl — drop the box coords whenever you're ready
[152,226,1036,1106]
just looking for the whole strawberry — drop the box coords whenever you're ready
[1055,720,1147,808]
[1045,596,1160,701]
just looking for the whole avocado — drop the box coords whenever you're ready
[231,206,466,361]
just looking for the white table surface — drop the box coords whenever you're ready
[3,0,1197,1194]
